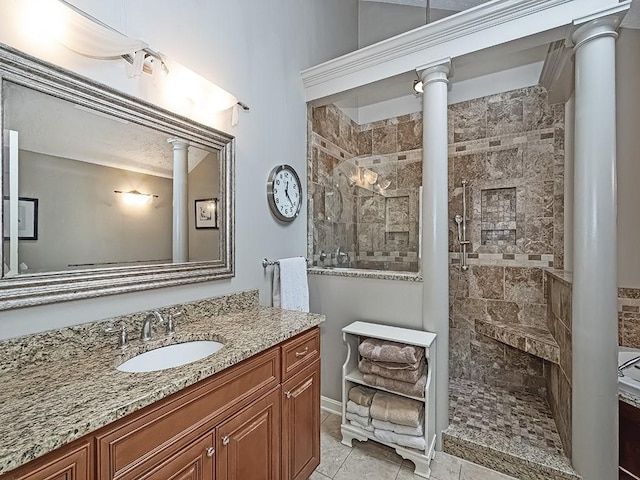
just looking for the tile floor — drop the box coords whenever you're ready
[313,411,517,480]
[449,378,564,454]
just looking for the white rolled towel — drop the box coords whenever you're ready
[346,411,372,429]
[349,419,374,432]
[346,400,370,418]
[372,417,424,436]
[373,429,426,450]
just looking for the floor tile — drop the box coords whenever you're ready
[321,409,330,424]
[318,433,351,477]
[334,447,402,480]
[322,412,344,441]
[310,471,332,480]
[429,451,462,479]
[460,460,518,480]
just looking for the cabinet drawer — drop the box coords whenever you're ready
[96,347,280,480]
[281,327,320,380]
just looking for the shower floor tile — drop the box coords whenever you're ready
[444,378,580,480]
[449,378,564,453]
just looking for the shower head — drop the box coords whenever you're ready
[454,214,463,225]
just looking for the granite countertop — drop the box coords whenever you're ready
[0,299,324,474]
[620,389,640,409]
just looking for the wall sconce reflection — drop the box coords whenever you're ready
[114,189,157,206]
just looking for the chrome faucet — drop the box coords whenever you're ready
[336,247,349,265]
[618,355,640,377]
[141,311,165,342]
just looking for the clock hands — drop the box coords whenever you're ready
[285,182,294,207]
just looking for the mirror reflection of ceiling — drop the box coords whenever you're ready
[4,82,209,178]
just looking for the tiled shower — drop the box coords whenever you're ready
[308,86,577,462]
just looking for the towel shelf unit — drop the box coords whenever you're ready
[341,321,437,479]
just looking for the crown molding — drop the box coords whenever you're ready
[302,0,624,102]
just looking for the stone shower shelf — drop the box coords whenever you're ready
[475,319,560,364]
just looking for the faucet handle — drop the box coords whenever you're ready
[166,311,184,335]
[104,323,128,349]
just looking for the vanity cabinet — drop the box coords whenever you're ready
[4,441,92,480]
[280,326,321,480]
[281,360,320,480]
[136,430,215,480]
[216,387,281,479]
[619,399,640,480]
[1,327,320,480]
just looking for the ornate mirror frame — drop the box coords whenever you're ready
[0,43,235,310]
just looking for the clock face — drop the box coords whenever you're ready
[268,165,302,222]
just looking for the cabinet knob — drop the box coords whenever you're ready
[285,391,292,399]
[206,447,215,457]
[222,436,230,445]
[295,347,309,358]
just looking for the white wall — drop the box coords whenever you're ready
[309,274,423,400]
[0,0,359,339]
[188,152,220,262]
[358,2,456,48]
[14,151,173,271]
[616,28,640,289]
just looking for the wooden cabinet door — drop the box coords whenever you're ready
[216,388,280,480]
[620,400,640,479]
[134,430,215,480]
[281,360,320,480]
[6,441,91,480]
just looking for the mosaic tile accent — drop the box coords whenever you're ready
[481,188,517,228]
[448,253,554,268]
[618,287,640,348]
[449,378,565,454]
[446,378,578,480]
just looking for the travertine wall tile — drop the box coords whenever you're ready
[452,98,487,142]
[372,125,398,154]
[357,129,373,156]
[397,118,422,151]
[469,265,504,300]
[505,267,544,304]
[487,97,524,137]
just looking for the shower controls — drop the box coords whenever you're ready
[455,180,469,271]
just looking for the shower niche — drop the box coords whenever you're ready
[480,187,517,246]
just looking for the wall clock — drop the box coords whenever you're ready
[267,164,302,222]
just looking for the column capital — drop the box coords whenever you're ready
[167,138,190,150]
[416,58,452,88]
[567,15,622,51]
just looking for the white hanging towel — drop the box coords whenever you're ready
[272,257,309,312]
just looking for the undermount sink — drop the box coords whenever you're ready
[117,341,224,373]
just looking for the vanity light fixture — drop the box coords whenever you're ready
[114,189,157,206]
[22,0,249,121]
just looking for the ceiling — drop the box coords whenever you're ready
[4,82,210,178]
[333,0,639,123]
[361,0,491,9]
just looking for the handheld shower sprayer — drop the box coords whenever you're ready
[454,214,463,243]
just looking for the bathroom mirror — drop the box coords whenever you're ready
[0,43,234,310]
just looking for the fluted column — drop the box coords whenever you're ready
[419,59,451,448]
[168,138,190,263]
[571,17,619,480]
